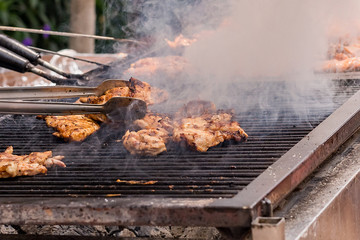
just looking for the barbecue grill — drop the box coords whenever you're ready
[0,63,360,239]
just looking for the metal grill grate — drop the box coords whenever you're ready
[0,80,358,199]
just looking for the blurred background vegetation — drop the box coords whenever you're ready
[0,0,130,53]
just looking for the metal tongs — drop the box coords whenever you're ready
[0,80,147,121]
[0,34,90,85]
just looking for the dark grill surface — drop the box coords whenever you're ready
[0,80,359,198]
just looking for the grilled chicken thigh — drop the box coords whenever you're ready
[173,101,248,152]
[122,129,169,156]
[44,115,100,142]
[122,101,248,155]
[122,113,174,155]
[173,112,248,152]
[0,146,65,178]
[80,77,168,122]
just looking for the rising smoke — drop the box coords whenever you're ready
[116,0,360,115]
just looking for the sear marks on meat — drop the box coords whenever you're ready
[122,100,248,155]
[122,129,169,156]
[79,77,168,122]
[0,146,65,178]
[80,86,131,105]
[129,77,168,105]
[44,115,100,142]
[122,113,174,156]
[79,77,168,105]
[173,100,248,152]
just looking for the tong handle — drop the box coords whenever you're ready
[0,34,40,64]
[0,100,103,115]
[0,97,147,121]
[0,79,129,100]
[0,46,30,73]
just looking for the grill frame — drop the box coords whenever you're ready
[0,79,360,232]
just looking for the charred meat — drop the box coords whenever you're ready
[43,115,100,142]
[122,113,174,155]
[122,129,169,156]
[173,101,248,152]
[80,77,168,106]
[0,146,65,178]
[80,77,168,122]
[123,101,247,155]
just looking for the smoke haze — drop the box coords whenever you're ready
[116,0,360,114]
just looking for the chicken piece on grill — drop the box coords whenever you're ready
[122,113,174,155]
[322,57,360,72]
[79,77,168,122]
[122,129,169,156]
[173,101,248,152]
[129,77,168,105]
[80,77,168,106]
[43,115,100,142]
[0,146,65,178]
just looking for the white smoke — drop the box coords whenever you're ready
[116,0,360,115]
[184,0,360,79]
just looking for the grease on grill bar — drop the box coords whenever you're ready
[0,80,358,199]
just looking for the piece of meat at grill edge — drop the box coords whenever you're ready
[79,77,168,122]
[0,146,65,178]
[122,113,174,156]
[43,115,100,142]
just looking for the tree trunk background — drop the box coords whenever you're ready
[69,0,95,53]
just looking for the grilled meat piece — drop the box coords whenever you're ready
[123,113,174,155]
[129,78,168,105]
[80,86,132,105]
[80,77,168,106]
[0,146,65,178]
[173,103,248,152]
[44,115,100,141]
[122,129,169,156]
[322,57,360,72]
[80,78,168,122]
[123,101,247,155]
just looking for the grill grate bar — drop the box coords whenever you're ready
[0,80,358,198]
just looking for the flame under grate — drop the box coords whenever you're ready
[0,80,358,199]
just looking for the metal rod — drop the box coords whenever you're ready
[0,26,144,45]
[29,46,109,67]
[37,58,75,79]
[0,79,129,100]
[27,66,78,85]
[0,100,103,115]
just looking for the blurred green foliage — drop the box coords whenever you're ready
[0,0,71,51]
[0,0,130,53]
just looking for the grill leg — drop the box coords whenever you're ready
[251,217,285,240]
